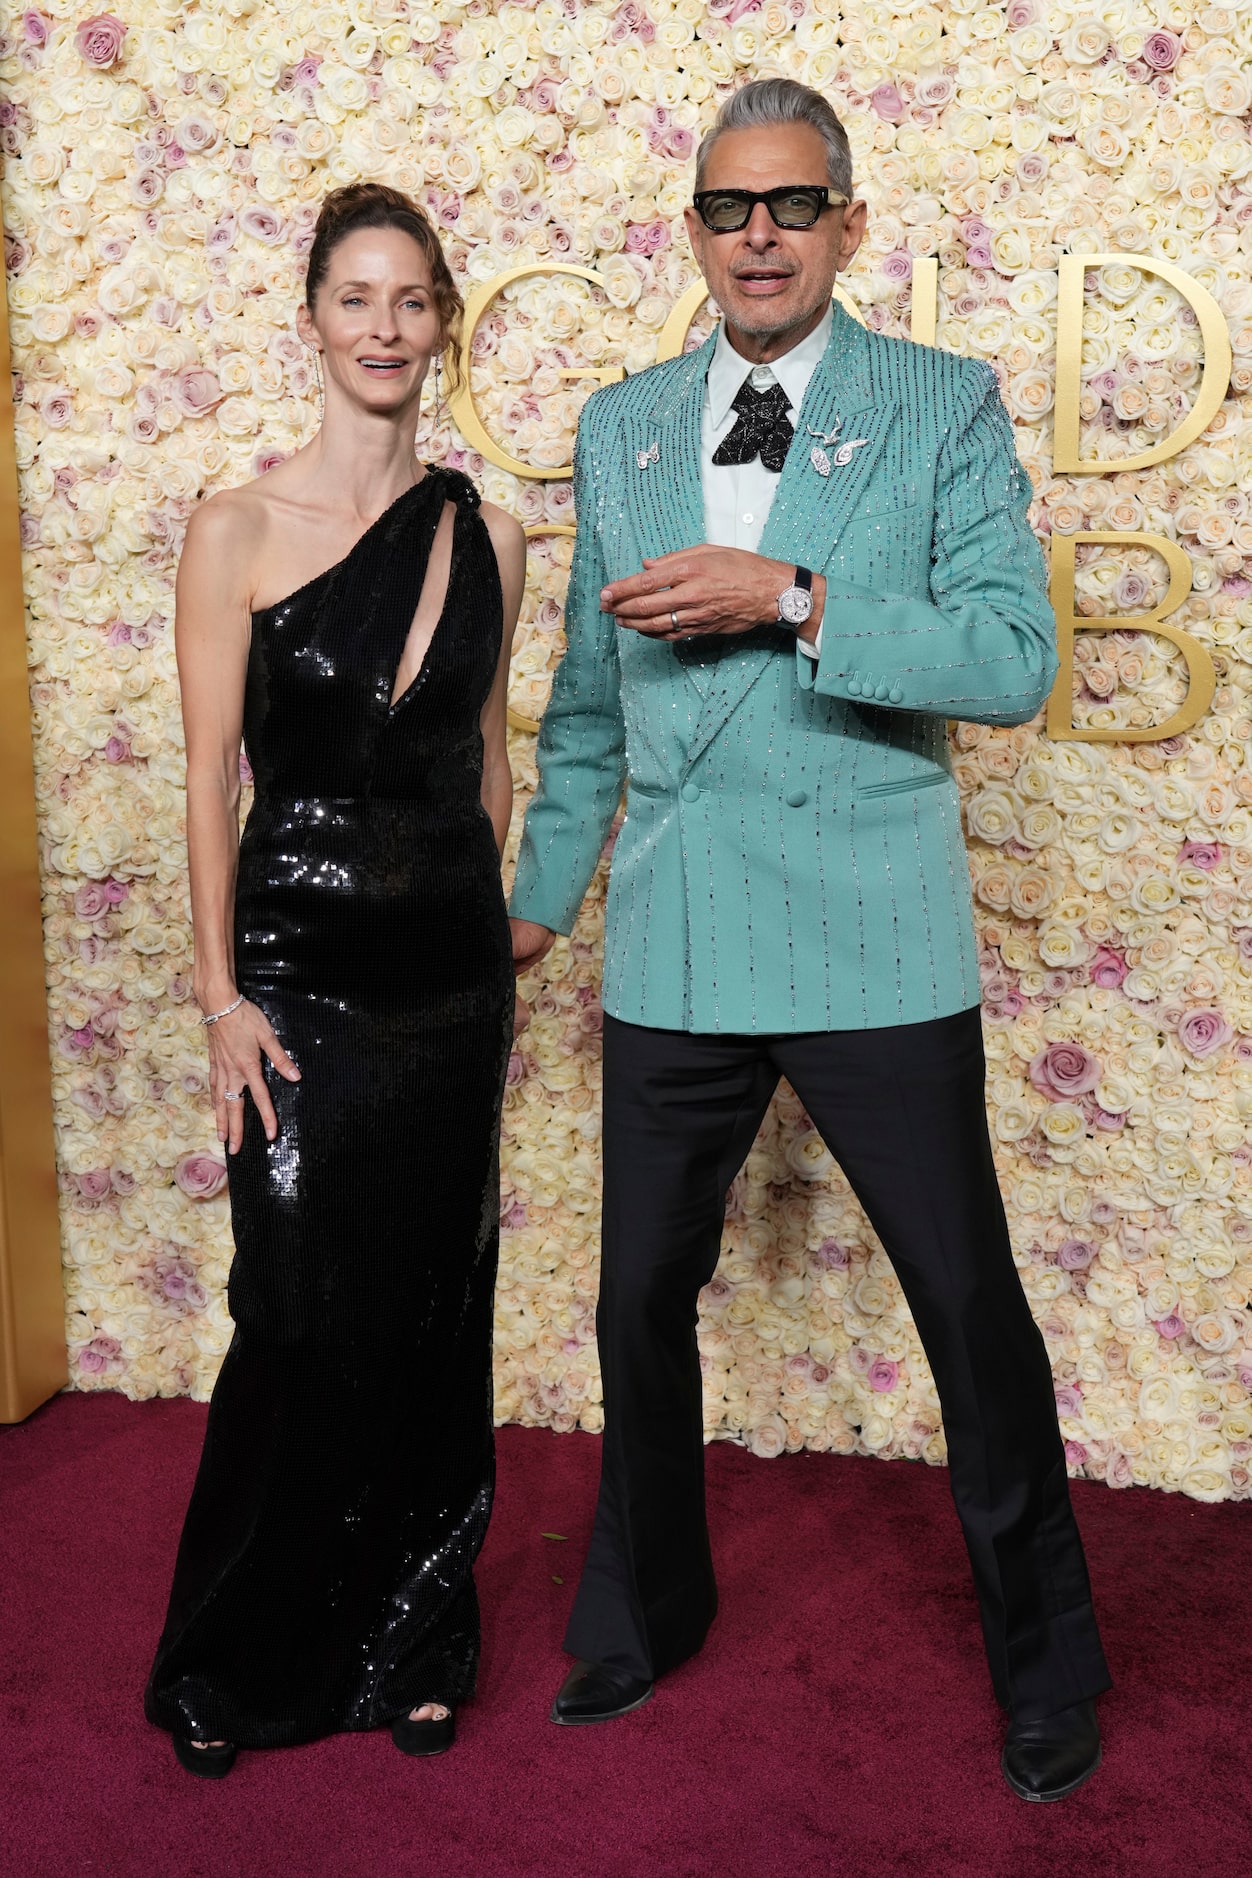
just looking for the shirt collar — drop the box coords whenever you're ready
[705,303,834,432]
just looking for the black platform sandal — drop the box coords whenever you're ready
[173,1736,237,1779]
[391,1704,456,1757]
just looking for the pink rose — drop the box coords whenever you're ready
[868,1357,899,1393]
[239,205,284,245]
[174,1153,228,1200]
[1177,1008,1232,1060]
[1064,1441,1088,1467]
[1005,0,1034,24]
[1113,570,1151,608]
[1057,1239,1095,1270]
[1089,946,1127,988]
[23,10,49,43]
[1054,1383,1083,1415]
[74,882,109,919]
[1181,842,1222,872]
[813,1238,849,1269]
[77,1168,112,1201]
[78,1333,121,1375]
[870,83,905,122]
[1094,1108,1126,1131]
[882,249,913,281]
[1142,30,1181,70]
[1155,1313,1186,1340]
[75,12,126,65]
[172,369,222,418]
[1029,1041,1102,1100]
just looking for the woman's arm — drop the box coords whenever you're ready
[175,495,299,1153]
[479,502,527,855]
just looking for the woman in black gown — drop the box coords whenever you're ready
[146,184,525,1775]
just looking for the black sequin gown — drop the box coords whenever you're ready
[146,469,513,1748]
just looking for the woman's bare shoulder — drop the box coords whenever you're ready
[181,480,272,569]
[479,498,526,567]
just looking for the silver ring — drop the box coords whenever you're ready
[670,609,680,631]
[223,1090,244,1102]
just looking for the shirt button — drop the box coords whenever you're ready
[681,780,702,803]
[785,787,808,808]
[742,513,753,525]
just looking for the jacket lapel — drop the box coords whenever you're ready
[622,338,715,700]
[758,306,897,570]
[686,308,898,763]
[623,338,711,567]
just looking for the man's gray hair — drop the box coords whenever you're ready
[694,78,854,199]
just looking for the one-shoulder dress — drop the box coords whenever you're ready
[146,467,514,1747]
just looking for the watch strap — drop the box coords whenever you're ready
[794,565,813,592]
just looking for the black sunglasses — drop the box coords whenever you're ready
[692,185,849,233]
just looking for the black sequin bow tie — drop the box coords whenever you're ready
[711,377,794,473]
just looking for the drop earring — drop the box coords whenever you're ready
[312,349,324,426]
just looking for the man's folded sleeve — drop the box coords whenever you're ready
[509,422,627,935]
[795,362,1058,728]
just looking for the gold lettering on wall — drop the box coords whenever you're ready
[1053,254,1232,475]
[447,264,625,482]
[907,257,938,348]
[1046,531,1214,743]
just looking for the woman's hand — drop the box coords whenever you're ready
[205,999,301,1154]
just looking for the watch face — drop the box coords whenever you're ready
[778,584,814,626]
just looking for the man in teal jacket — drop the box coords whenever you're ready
[510,78,1109,1801]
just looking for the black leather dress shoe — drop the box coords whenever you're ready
[1001,1698,1101,1801]
[550,1660,654,1726]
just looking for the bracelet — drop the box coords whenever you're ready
[199,994,245,1027]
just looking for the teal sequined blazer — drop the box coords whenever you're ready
[510,306,1057,1033]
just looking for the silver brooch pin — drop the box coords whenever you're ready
[808,421,869,477]
[635,440,659,470]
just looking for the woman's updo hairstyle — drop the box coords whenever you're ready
[305,183,464,387]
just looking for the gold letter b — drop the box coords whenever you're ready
[1047,532,1215,743]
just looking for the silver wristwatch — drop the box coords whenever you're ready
[776,564,814,628]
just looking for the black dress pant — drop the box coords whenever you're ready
[565,1007,1111,1723]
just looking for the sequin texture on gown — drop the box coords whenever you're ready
[146,469,514,1747]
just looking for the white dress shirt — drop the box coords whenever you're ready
[700,304,833,657]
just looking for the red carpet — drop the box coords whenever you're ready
[2,1396,1249,1878]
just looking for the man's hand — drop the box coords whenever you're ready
[602,545,823,645]
[511,916,556,975]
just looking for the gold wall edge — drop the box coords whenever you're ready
[0,217,68,1421]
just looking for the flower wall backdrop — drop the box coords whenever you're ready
[3,0,1252,1499]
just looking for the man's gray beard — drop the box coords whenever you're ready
[725,283,833,342]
